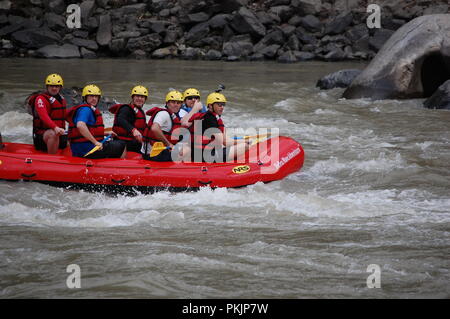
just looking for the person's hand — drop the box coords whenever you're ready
[53,127,65,135]
[110,130,118,137]
[94,141,103,150]
[192,100,203,112]
[132,128,143,143]
[167,143,174,150]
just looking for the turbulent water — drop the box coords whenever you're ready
[0,58,449,299]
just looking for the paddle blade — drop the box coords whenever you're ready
[150,142,169,157]
[84,145,100,157]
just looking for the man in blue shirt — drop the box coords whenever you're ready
[67,84,126,159]
[181,88,207,113]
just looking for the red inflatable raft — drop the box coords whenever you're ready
[0,136,304,194]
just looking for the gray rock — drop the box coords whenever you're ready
[226,55,240,62]
[159,9,171,18]
[163,29,179,44]
[109,38,127,54]
[96,0,109,9]
[423,5,449,16]
[299,15,322,33]
[0,0,11,10]
[181,47,202,60]
[269,0,290,5]
[344,23,369,42]
[257,44,280,58]
[44,0,65,15]
[288,15,303,27]
[86,16,99,31]
[0,23,26,37]
[185,22,210,45]
[80,47,97,59]
[323,47,346,61]
[223,35,253,57]
[230,7,266,39]
[0,14,8,26]
[209,14,232,29]
[73,30,89,38]
[1,38,13,49]
[44,12,66,30]
[256,11,278,26]
[294,51,315,61]
[80,0,96,24]
[277,50,297,63]
[280,24,296,37]
[148,21,171,35]
[11,27,61,49]
[149,0,169,13]
[295,30,317,45]
[324,11,353,35]
[216,0,248,13]
[187,12,210,24]
[369,28,395,52]
[316,69,362,89]
[291,0,322,16]
[248,52,265,61]
[152,47,176,59]
[286,34,300,51]
[129,49,147,59]
[269,5,294,23]
[423,80,450,110]
[343,14,450,100]
[205,49,222,60]
[96,14,112,46]
[36,44,80,58]
[126,33,162,53]
[254,30,284,52]
[120,3,147,15]
[70,38,99,51]
[115,31,141,39]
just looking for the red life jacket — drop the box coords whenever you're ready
[28,92,66,135]
[189,111,225,150]
[109,103,146,141]
[143,107,182,146]
[67,104,104,143]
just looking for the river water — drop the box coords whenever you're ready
[0,58,449,298]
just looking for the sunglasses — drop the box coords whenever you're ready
[214,102,226,107]
[186,96,200,100]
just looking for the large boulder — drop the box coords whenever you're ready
[11,27,61,49]
[36,44,81,58]
[316,69,362,90]
[229,7,266,39]
[423,80,450,110]
[343,14,450,100]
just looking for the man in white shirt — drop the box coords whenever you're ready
[142,90,190,162]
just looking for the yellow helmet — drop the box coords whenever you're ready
[183,88,201,100]
[165,90,184,102]
[130,85,148,97]
[82,84,102,97]
[206,92,227,105]
[45,73,63,86]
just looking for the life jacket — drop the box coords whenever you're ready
[28,92,66,135]
[109,103,146,141]
[67,104,104,143]
[189,111,225,150]
[142,107,182,146]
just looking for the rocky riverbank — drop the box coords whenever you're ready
[0,0,448,62]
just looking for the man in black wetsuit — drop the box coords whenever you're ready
[109,85,148,153]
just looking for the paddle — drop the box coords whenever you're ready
[233,133,270,140]
[149,141,171,157]
[83,134,112,157]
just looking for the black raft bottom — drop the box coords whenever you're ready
[38,181,200,196]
